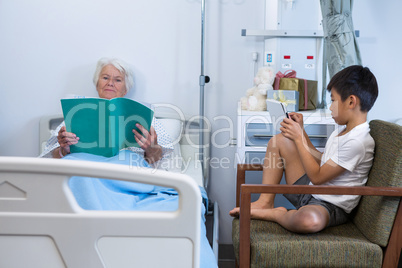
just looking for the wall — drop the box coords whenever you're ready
[0,0,201,156]
[0,0,400,245]
[353,0,402,122]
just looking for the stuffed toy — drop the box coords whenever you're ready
[241,66,275,111]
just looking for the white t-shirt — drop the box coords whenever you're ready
[312,122,375,213]
[39,117,175,171]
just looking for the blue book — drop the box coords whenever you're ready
[61,98,154,157]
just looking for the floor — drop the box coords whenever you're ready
[206,212,236,267]
[217,244,236,268]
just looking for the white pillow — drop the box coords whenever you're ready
[157,118,184,172]
[157,118,183,145]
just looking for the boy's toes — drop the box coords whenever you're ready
[229,207,240,217]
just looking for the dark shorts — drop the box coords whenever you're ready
[283,174,350,227]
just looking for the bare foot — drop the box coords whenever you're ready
[229,199,276,218]
[251,207,288,221]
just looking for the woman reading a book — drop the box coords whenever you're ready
[39,57,174,169]
[38,58,217,267]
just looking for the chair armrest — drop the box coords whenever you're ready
[235,162,402,204]
[241,184,402,197]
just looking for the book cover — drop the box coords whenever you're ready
[61,97,154,157]
[266,99,289,122]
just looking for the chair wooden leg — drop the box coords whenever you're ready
[382,199,402,268]
[239,187,252,268]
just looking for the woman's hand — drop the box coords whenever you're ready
[133,124,162,164]
[57,126,79,157]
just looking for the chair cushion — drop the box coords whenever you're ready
[232,218,383,268]
[352,120,402,246]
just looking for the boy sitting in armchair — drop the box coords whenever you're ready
[230,65,379,233]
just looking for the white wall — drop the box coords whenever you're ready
[353,0,402,122]
[0,0,400,245]
[0,0,204,156]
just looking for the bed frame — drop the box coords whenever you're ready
[0,108,219,267]
[0,157,201,267]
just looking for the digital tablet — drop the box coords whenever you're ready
[266,99,289,121]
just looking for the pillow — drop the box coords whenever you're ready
[157,118,184,172]
[157,118,184,146]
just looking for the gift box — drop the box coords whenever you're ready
[277,77,299,91]
[273,70,318,110]
[267,90,299,112]
[276,78,317,110]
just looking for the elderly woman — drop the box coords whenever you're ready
[40,57,173,168]
[39,58,217,268]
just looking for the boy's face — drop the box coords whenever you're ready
[329,89,349,125]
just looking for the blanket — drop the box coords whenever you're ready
[63,150,217,268]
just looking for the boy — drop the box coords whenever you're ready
[230,65,378,233]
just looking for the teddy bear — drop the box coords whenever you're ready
[241,66,275,111]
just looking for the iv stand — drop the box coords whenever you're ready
[199,0,210,190]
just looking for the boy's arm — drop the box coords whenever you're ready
[282,115,345,185]
[290,113,322,165]
[296,144,346,185]
[302,128,323,165]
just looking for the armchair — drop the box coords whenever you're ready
[232,120,402,267]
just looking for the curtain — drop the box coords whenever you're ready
[319,0,362,107]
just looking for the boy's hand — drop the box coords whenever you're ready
[289,112,304,129]
[280,113,304,142]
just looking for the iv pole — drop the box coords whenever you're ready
[199,4,219,261]
[199,0,210,190]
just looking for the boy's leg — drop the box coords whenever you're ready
[255,132,307,208]
[250,204,330,233]
[229,133,305,216]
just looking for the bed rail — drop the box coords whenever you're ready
[0,157,201,268]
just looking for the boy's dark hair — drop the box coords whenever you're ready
[327,65,378,112]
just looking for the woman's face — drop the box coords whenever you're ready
[96,65,127,99]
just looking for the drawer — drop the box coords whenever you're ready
[245,123,335,148]
[304,124,335,137]
[304,124,335,148]
[245,123,279,146]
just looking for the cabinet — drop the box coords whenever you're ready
[236,104,336,165]
[236,104,336,208]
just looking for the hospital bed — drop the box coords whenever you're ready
[0,106,219,268]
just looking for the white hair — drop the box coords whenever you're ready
[93,57,134,93]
